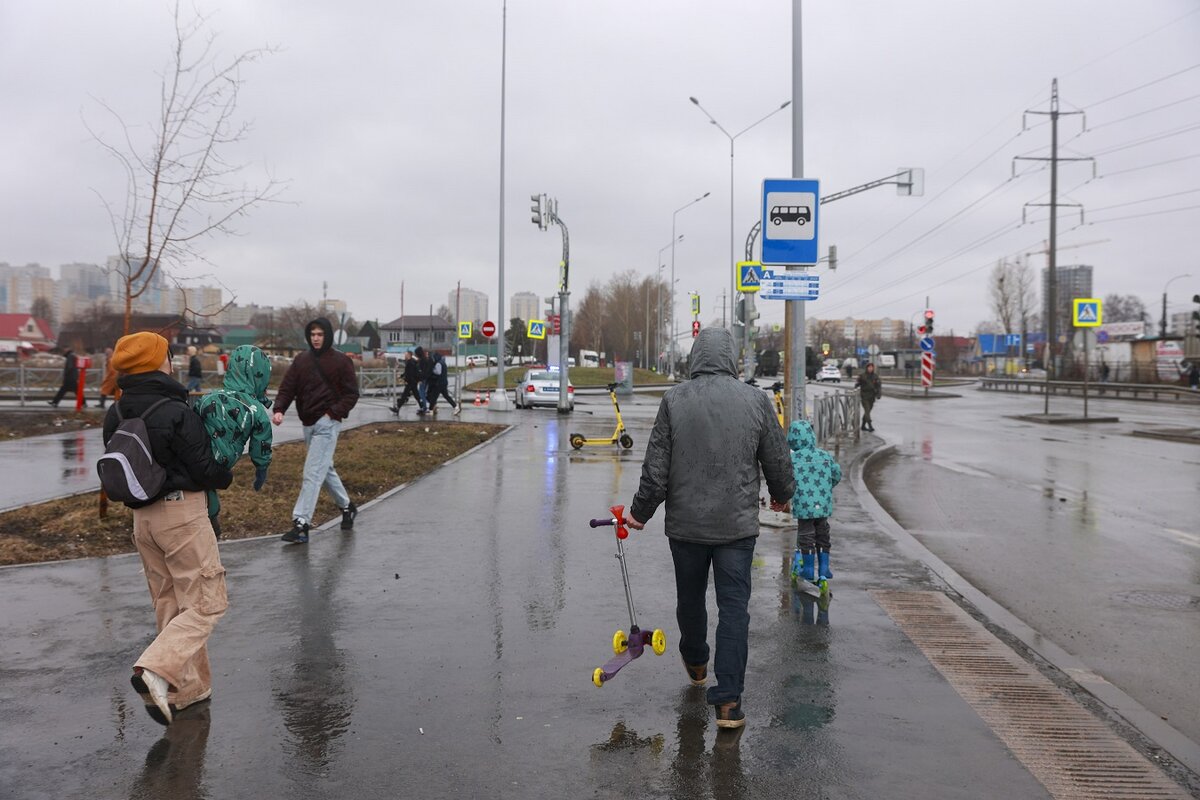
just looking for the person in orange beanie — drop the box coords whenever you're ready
[102,331,233,726]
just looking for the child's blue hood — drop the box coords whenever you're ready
[787,419,816,452]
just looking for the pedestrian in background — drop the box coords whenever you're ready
[102,331,233,726]
[272,317,360,544]
[392,349,424,414]
[1188,361,1199,391]
[186,346,203,394]
[414,346,432,415]
[425,349,461,416]
[787,419,842,586]
[48,349,81,407]
[194,345,274,538]
[99,346,118,408]
[627,328,793,731]
[855,362,882,432]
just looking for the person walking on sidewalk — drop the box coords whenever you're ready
[185,346,204,394]
[392,349,425,414]
[101,332,233,726]
[786,419,843,586]
[272,317,360,544]
[855,362,882,432]
[626,328,794,731]
[413,346,432,415]
[194,345,274,538]
[425,349,461,416]
[48,349,81,407]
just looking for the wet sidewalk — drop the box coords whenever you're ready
[0,404,1194,799]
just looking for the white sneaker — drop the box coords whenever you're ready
[452,403,462,416]
[133,668,173,725]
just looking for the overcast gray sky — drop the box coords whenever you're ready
[2,0,1198,340]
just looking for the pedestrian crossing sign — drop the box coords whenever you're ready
[458,322,472,339]
[736,261,762,293]
[527,319,547,340]
[1072,298,1102,328]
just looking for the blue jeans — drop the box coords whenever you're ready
[291,416,350,525]
[669,536,756,705]
[418,382,428,411]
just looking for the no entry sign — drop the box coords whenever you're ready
[481,320,496,338]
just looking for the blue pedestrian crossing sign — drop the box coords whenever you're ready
[1072,298,1102,328]
[458,322,472,339]
[736,261,762,293]
[527,319,547,340]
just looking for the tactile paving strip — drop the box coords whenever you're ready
[872,590,1190,800]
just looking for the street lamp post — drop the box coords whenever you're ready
[1162,273,1192,338]
[655,236,680,372]
[670,193,710,379]
[689,96,791,373]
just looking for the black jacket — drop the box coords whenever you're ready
[188,355,203,379]
[60,351,78,387]
[272,317,360,426]
[402,357,422,387]
[102,371,233,507]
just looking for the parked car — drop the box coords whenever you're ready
[514,368,574,410]
[817,364,842,383]
[465,354,487,367]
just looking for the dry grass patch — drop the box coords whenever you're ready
[0,421,505,566]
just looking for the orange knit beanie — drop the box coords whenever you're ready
[111,332,170,374]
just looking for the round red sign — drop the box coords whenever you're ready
[481,320,496,337]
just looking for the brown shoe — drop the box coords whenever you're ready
[714,700,745,729]
[683,660,707,686]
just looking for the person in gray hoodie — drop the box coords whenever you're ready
[627,328,794,730]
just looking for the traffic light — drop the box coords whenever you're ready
[745,299,760,339]
[530,194,544,229]
[828,244,838,271]
[1192,294,1200,336]
[924,309,934,336]
[692,320,701,338]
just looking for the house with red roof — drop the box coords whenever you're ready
[0,314,54,357]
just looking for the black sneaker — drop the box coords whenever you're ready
[683,660,708,687]
[714,700,745,729]
[341,502,357,531]
[281,520,309,544]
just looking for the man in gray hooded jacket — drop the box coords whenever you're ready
[627,328,793,730]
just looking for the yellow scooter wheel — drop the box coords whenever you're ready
[593,667,605,687]
[570,434,586,450]
[651,629,667,656]
[613,630,628,654]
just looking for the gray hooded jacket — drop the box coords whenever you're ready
[631,328,794,544]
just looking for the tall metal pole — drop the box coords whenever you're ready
[786,0,806,421]
[491,0,511,411]
[669,194,709,379]
[1044,79,1059,416]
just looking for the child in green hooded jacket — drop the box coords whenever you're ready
[787,419,842,585]
[194,345,273,536]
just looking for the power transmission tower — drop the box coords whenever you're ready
[1013,79,1094,414]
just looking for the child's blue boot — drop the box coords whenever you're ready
[817,550,833,581]
[799,550,816,582]
[790,549,803,582]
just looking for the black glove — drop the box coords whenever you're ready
[254,467,268,491]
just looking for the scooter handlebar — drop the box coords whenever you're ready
[589,518,616,528]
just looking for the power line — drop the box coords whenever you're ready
[1087,203,1200,225]
[1083,62,1200,109]
[1062,6,1200,81]
[1086,92,1200,131]
[1090,187,1200,212]
[1091,120,1200,156]
[1101,152,1200,177]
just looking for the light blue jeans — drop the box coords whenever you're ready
[291,416,350,525]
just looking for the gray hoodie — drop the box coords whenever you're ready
[631,328,794,544]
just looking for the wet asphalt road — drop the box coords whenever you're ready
[863,385,1200,744]
[0,391,1058,800]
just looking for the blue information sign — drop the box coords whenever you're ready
[761,178,820,266]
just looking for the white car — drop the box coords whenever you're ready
[514,368,575,409]
[817,364,842,383]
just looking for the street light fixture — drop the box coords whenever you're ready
[1162,273,1192,338]
[689,95,791,362]
[670,192,710,379]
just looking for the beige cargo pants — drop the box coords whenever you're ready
[131,490,228,708]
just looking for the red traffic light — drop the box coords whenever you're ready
[917,326,927,335]
[924,309,934,320]
[691,320,701,338]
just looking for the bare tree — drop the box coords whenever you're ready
[30,296,55,325]
[1103,293,1149,323]
[276,301,325,349]
[87,1,283,334]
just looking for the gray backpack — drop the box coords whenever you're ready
[96,398,174,504]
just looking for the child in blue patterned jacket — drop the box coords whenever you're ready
[787,419,843,584]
